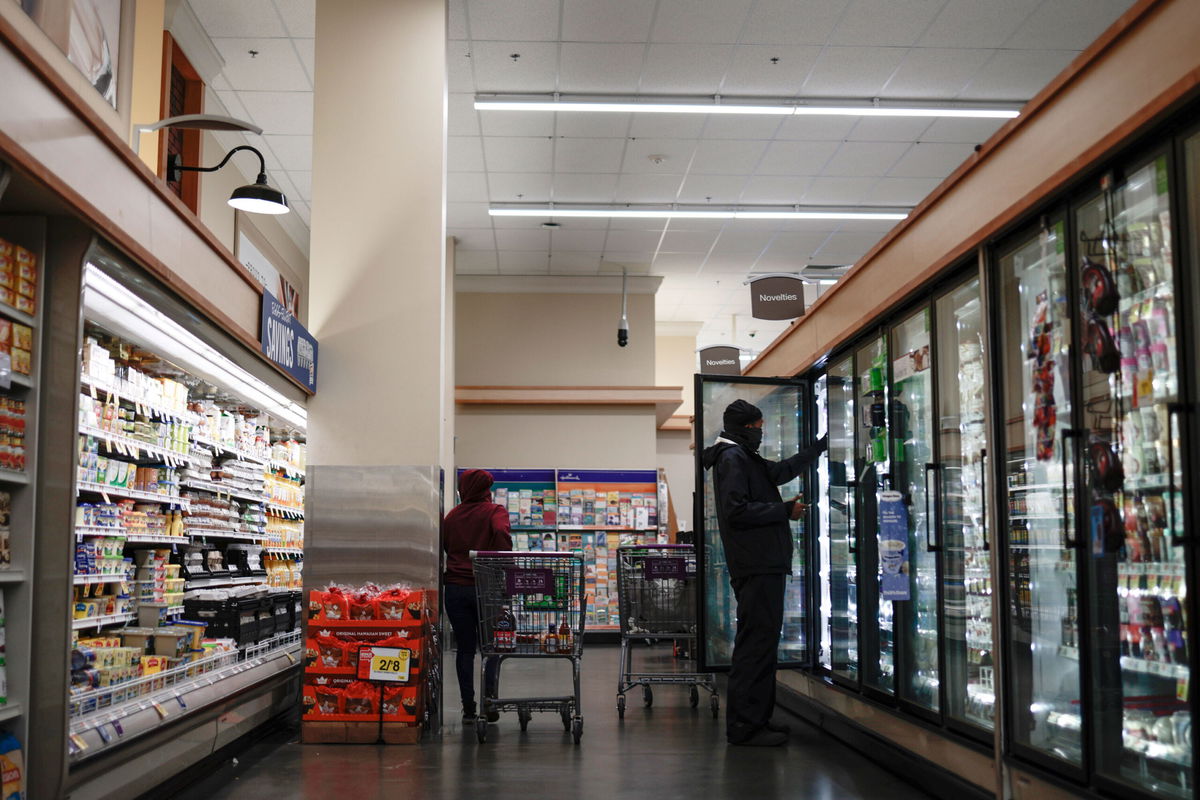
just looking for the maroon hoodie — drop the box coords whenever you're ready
[443,470,512,586]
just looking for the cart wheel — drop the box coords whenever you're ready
[643,686,653,707]
[562,707,573,731]
[518,707,531,732]
[710,693,720,718]
[572,718,583,744]
[476,718,487,743]
[690,686,700,708]
[617,694,626,719]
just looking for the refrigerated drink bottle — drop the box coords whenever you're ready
[495,606,516,651]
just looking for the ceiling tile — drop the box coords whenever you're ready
[214,89,254,126]
[689,140,768,175]
[191,0,286,38]
[740,175,814,203]
[701,254,762,273]
[801,176,880,204]
[449,93,481,136]
[845,116,932,142]
[701,115,784,141]
[273,0,315,37]
[552,173,619,202]
[262,134,311,170]
[756,140,840,176]
[548,252,603,272]
[887,141,977,177]
[628,114,707,139]
[482,136,554,172]
[498,251,550,270]
[455,250,501,273]
[556,138,627,173]
[677,174,748,203]
[502,260,552,275]
[449,136,486,171]
[711,230,775,255]
[651,0,753,44]
[472,42,559,93]
[500,214,611,229]
[449,0,468,38]
[291,199,311,227]
[919,117,1007,143]
[834,217,905,233]
[1005,0,1135,50]
[286,168,310,201]
[550,229,608,251]
[765,231,836,257]
[213,38,310,91]
[241,133,282,171]
[658,229,719,254]
[869,176,943,205]
[559,43,646,93]
[958,49,1077,100]
[880,47,995,99]
[448,171,490,202]
[600,251,656,267]
[620,138,696,174]
[650,253,705,274]
[605,229,666,252]
[555,112,631,139]
[800,46,908,97]
[479,110,555,137]
[741,0,847,46]
[466,0,561,41]
[448,41,475,93]
[448,201,492,228]
[918,0,1040,48]
[487,171,553,201]
[831,0,945,46]
[451,228,497,251]
[641,44,735,94]
[235,90,312,135]
[822,142,910,177]
[720,45,822,95]
[292,37,314,84]
[562,0,655,42]
[613,173,686,203]
[775,115,860,141]
[496,228,551,250]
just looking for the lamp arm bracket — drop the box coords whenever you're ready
[169,145,267,182]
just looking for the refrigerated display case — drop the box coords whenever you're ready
[694,375,809,671]
[936,278,995,733]
[816,357,859,684]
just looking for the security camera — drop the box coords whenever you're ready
[749,331,757,338]
[618,316,629,347]
[617,267,630,347]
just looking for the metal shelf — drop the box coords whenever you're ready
[191,436,268,466]
[79,374,198,424]
[0,570,25,584]
[72,612,136,630]
[77,482,190,509]
[266,504,303,519]
[269,460,305,479]
[0,303,35,328]
[73,573,124,586]
[79,424,196,468]
[0,703,22,723]
[0,468,29,485]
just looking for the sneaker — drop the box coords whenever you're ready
[764,720,791,735]
[462,711,477,723]
[728,728,788,747]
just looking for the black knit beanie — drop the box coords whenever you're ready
[723,399,763,430]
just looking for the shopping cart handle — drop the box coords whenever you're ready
[470,550,580,559]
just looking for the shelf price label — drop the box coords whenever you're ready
[357,645,411,683]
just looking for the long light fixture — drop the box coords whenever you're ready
[83,265,307,429]
[489,204,909,222]
[475,94,1021,119]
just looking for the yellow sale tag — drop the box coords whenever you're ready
[152,701,168,719]
[359,646,411,682]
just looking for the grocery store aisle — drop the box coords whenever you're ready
[172,644,933,800]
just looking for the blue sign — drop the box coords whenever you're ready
[260,291,318,392]
[879,491,910,601]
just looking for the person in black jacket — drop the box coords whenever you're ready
[702,398,827,746]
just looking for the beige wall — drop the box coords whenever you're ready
[128,0,165,171]
[654,333,698,416]
[457,406,657,469]
[654,326,700,521]
[456,291,655,386]
[656,429,694,530]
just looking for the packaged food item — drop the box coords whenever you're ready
[321,587,349,620]
[0,732,24,800]
[316,635,347,668]
[342,681,377,715]
[0,322,10,355]
[0,259,12,292]
[13,297,31,317]
[12,349,30,377]
[11,326,29,353]
[14,280,33,302]
[314,684,342,715]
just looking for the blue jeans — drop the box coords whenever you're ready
[444,583,498,713]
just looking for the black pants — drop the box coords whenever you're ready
[726,573,785,742]
[444,583,498,713]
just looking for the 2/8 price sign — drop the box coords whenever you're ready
[357,645,411,683]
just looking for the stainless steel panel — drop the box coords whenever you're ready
[305,465,442,590]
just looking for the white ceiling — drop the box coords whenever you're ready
[190,0,1136,353]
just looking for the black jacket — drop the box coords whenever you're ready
[701,437,825,579]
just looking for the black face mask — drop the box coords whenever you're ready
[725,425,763,452]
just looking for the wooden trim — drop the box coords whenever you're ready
[0,16,315,394]
[458,385,685,392]
[658,414,692,432]
[159,31,204,212]
[746,0,1187,377]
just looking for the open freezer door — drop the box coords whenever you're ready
[694,374,812,672]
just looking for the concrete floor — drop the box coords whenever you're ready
[173,644,933,800]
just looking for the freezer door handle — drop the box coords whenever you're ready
[1167,403,1187,545]
[847,479,858,554]
[980,449,989,552]
[924,462,939,552]
[1061,429,1081,550]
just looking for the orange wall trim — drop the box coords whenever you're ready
[746,0,1200,379]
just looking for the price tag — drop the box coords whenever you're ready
[1178,676,1189,701]
[96,725,111,744]
[151,701,168,719]
[175,693,187,709]
[357,645,411,682]
[111,719,124,736]
[285,651,296,664]
[89,382,98,400]
[69,733,88,752]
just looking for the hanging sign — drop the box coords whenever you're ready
[698,345,741,375]
[747,274,807,320]
[505,567,554,596]
[878,490,910,601]
[260,290,319,392]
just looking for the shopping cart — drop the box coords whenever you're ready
[616,544,718,718]
[471,550,587,743]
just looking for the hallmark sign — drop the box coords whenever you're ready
[748,274,807,320]
[698,345,741,375]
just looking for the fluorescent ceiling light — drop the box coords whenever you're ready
[474,94,1021,120]
[489,205,909,222]
[83,265,307,429]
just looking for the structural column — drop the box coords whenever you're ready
[306,0,450,588]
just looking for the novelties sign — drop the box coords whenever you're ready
[260,290,318,392]
[698,345,741,375]
[747,274,807,320]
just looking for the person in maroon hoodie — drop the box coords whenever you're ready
[444,469,512,723]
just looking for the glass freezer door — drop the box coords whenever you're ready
[997,219,1084,772]
[1077,155,1191,798]
[695,375,811,671]
[891,308,940,713]
[936,277,996,733]
[817,357,860,683]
